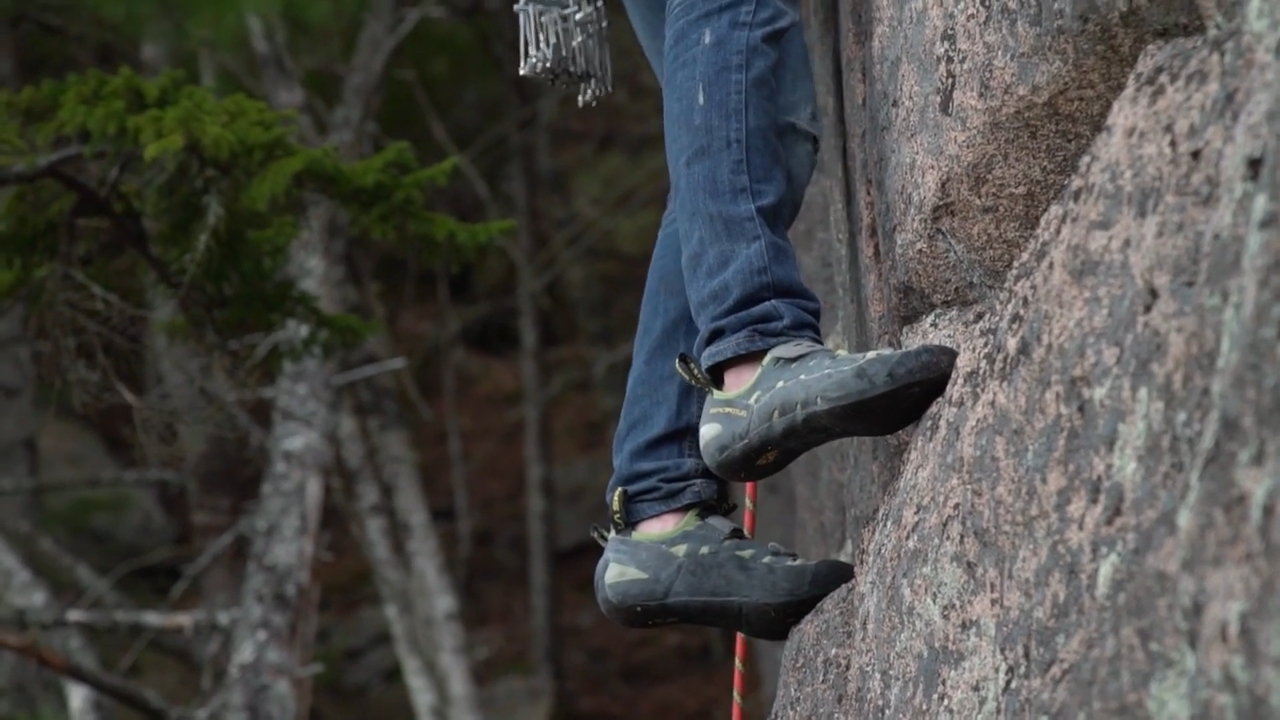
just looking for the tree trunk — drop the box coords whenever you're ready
[435,262,473,582]
[221,199,338,720]
[509,124,556,690]
[338,376,482,720]
[226,4,471,716]
[0,537,106,720]
[0,306,105,720]
[338,406,443,719]
[139,37,248,699]
[0,17,17,90]
[0,304,106,720]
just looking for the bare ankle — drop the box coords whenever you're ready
[634,509,689,534]
[721,351,765,393]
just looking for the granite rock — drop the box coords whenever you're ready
[773,3,1279,717]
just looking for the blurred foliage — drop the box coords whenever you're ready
[0,66,509,357]
[0,2,705,716]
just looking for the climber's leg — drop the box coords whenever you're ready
[610,0,832,510]
[594,0,854,641]
[665,0,824,363]
[604,0,821,529]
[604,196,723,527]
[661,0,959,483]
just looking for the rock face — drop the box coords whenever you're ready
[772,0,1279,717]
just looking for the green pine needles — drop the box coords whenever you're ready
[0,66,507,360]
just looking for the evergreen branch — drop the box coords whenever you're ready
[0,469,184,495]
[37,162,212,324]
[0,631,184,720]
[0,146,85,186]
[0,608,237,632]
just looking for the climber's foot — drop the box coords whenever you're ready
[682,340,958,482]
[592,505,854,641]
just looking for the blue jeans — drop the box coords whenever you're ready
[607,0,824,524]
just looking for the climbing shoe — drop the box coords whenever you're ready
[592,503,855,641]
[681,340,958,482]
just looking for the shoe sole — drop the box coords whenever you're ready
[604,592,830,642]
[712,345,958,483]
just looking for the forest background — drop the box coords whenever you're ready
[0,1,749,717]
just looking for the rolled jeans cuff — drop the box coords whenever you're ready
[623,477,725,526]
[700,330,823,373]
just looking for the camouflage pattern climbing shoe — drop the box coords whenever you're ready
[592,504,855,641]
[681,340,958,482]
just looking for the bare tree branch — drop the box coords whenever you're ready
[0,631,184,720]
[0,530,108,719]
[398,69,501,218]
[389,3,449,50]
[4,519,127,608]
[330,356,409,387]
[77,545,190,610]
[243,13,320,143]
[328,0,415,153]
[506,95,557,689]
[115,517,246,674]
[0,469,183,495]
[0,608,236,632]
[348,251,436,425]
[3,518,202,666]
[435,261,473,580]
[0,146,85,185]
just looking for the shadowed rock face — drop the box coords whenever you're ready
[773,1,1279,717]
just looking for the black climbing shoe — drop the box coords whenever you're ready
[592,504,855,641]
[680,340,958,482]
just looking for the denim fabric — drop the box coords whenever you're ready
[607,0,824,524]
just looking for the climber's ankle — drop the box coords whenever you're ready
[721,351,766,393]
[633,508,690,534]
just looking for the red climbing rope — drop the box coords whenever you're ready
[731,480,759,720]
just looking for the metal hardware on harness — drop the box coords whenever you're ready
[514,0,613,106]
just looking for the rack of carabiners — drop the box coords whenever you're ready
[513,0,613,106]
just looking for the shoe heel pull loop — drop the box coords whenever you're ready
[609,487,628,531]
[676,353,716,391]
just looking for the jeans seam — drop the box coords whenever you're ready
[735,0,789,338]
